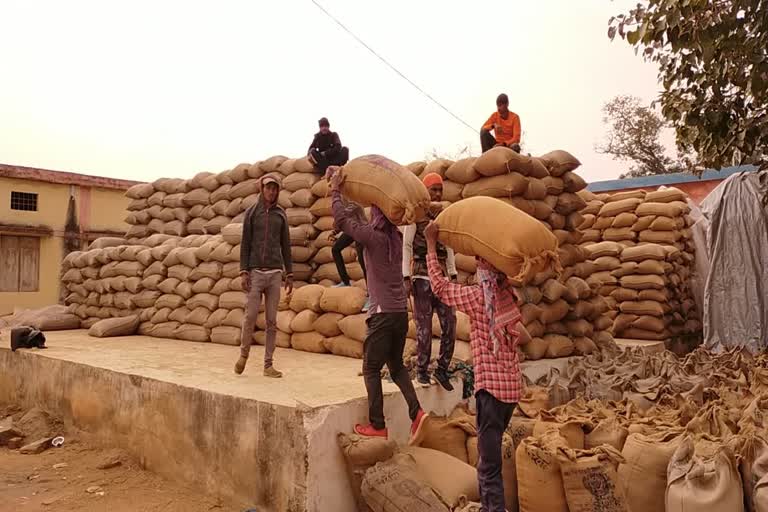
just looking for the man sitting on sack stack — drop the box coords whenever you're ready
[480,93,521,154]
[402,172,457,390]
[307,117,349,175]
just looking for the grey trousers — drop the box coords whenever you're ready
[239,270,282,368]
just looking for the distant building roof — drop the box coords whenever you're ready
[587,165,757,192]
[0,163,143,191]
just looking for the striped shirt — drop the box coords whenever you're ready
[427,253,523,403]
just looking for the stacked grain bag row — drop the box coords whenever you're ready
[62,238,152,328]
[612,188,700,341]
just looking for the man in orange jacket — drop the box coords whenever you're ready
[480,94,521,153]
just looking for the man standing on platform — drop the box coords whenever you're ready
[424,221,530,512]
[327,165,428,440]
[402,173,457,390]
[235,174,293,378]
[308,117,350,175]
[480,93,522,153]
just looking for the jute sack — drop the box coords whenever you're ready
[573,336,597,356]
[598,198,643,218]
[436,197,559,283]
[361,453,451,512]
[338,314,368,342]
[558,445,627,512]
[445,157,480,184]
[617,430,683,512]
[585,416,629,451]
[290,310,319,333]
[410,415,471,463]
[533,416,585,449]
[314,262,365,282]
[88,315,140,338]
[289,284,325,313]
[400,446,481,508]
[291,332,328,353]
[666,436,743,512]
[619,300,665,317]
[210,326,241,345]
[323,335,363,358]
[320,286,367,315]
[221,223,242,245]
[309,196,333,217]
[645,187,685,203]
[173,324,210,342]
[313,312,344,337]
[639,229,682,244]
[539,300,569,323]
[338,432,397,512]
[539,150,581,176]
[522,338,548,360]
[461,174,529,198]
[635,201,685,217]
[340,155,431,226]
[517,431,570,512]
[620,274,666,290]
[441,180,463,202]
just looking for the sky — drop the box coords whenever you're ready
[0,0,667,184]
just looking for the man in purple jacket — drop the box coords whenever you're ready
[327,166,428,440]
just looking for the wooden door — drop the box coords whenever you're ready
[0,236,20,292]
[18,236,40,292]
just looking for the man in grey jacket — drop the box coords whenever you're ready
[235,174,293,378]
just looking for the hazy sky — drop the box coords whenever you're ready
[1,0,666,184]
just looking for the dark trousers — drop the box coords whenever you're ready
[364,312,421,430]
[311,146,350,174]
[413,278,456,375]
[476,390,516,512]
[332,233,367,285]
[480,130,521,154]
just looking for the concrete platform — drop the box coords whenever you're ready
[0,330,462,512]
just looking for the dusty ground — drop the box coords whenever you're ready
[0,405,238,512]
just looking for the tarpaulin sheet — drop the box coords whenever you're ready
[700,170,768,352]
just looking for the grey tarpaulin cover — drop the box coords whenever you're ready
[700,170,768,352]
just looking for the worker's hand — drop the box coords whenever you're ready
[450,274,458,283]
[329,167,345,191]
[325,165,340,180]
[284,275,294,295]
[403,277,412,297]
[240,271,251,293]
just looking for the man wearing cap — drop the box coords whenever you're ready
[402,172,458,390]
[308,117,350,175]
[480,93,521,154]
[235,174,293,378]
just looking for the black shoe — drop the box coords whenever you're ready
[417,373,431,385]
[434,370,454,392]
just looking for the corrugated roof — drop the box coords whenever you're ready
[587,165,757,192]
[0,163,143,191]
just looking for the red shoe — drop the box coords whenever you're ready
[409,409,429,445]
[354,424,388,439]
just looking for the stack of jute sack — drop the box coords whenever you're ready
[577,187,700,342]
[416,148,614,360]
[503,346,768,512]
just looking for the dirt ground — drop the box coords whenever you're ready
[0,405,239,512]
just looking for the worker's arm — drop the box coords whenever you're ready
[446,247,458,281]
[401,224,416,278]
[511,113,522,144]
[331,189,377,246]
[280,213,293,277]
[307,134,319,156]
[481,112,497,132]
[239,207,253,272]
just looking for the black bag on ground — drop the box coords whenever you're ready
[10,327,46,351]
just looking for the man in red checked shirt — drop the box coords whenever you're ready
[424,221,530,512]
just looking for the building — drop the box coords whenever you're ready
[0,164,140,315]
[587,165,757,204]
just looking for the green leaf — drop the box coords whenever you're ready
[627,30,640,45]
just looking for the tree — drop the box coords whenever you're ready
[608,0,768,172]
[597,95,690,178]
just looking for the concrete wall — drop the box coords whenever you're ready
[0,177,130,315]
[0,349,309,511]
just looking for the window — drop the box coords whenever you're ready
[11,191,38,211]
[0,235,40,292]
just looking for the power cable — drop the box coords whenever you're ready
[309,0,479,135]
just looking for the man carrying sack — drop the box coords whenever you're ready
[235,174,293,378]
[480,93,521,154]
[424,221,530,512]
[327,165,428,440]
[402,172,457,390]
[307,117,350,175]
